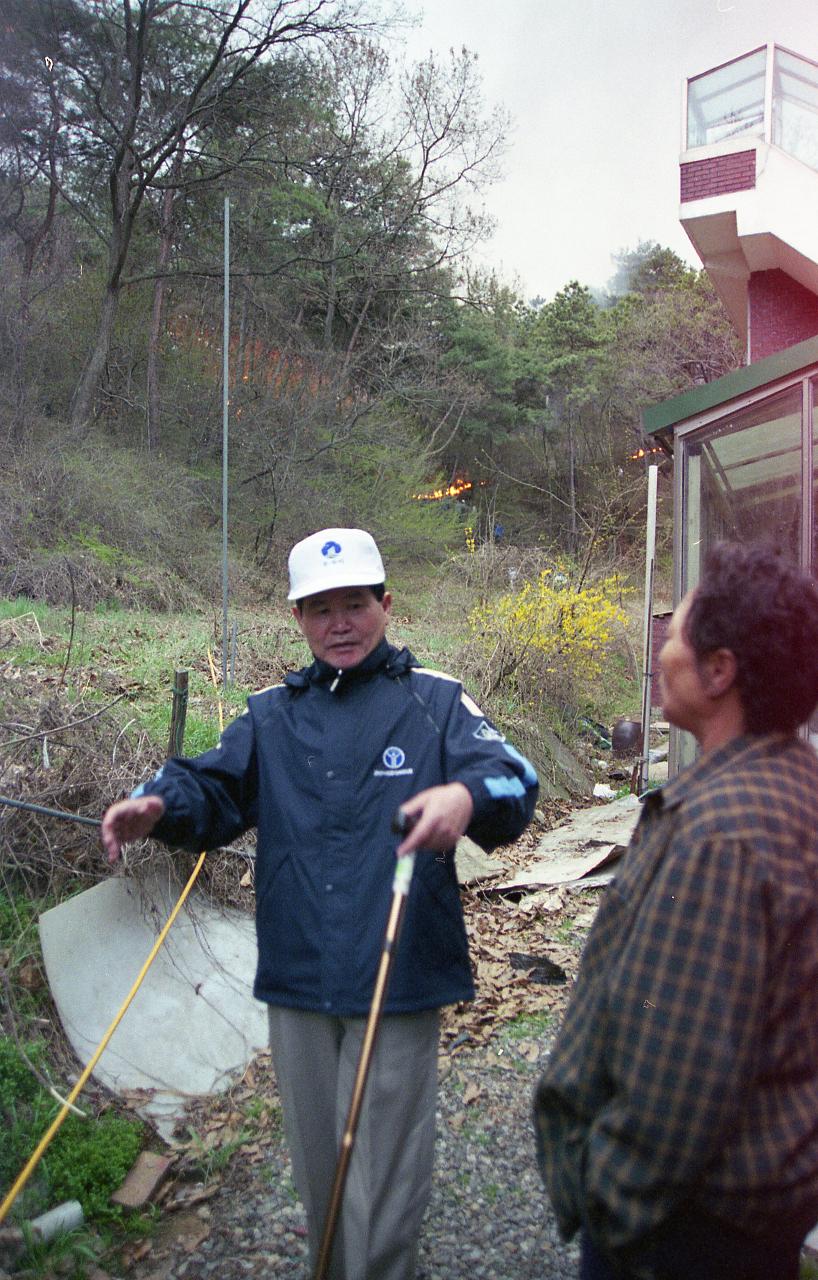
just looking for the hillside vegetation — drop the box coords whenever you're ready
[1,4,741,604]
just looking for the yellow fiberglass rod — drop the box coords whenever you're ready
[0,653,228,1225]
[0,847,207,1225]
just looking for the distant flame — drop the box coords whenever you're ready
[412,477,474,501]
[630,446,663,461]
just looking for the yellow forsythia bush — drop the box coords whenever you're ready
[469,567,630,706]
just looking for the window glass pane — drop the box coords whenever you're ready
[773,48,818,170]
[682,387,802,596]
[687,48,766,148]
[677,386,803,765]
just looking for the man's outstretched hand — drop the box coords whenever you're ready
[101,795,166,864]
[394,783,474,856]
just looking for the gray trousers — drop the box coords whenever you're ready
[267,1006,440,1280]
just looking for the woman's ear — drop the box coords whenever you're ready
[701,647,738,698]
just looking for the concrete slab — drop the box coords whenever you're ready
[539,727,593,799]
[39,872,268,1137]
[455,835,506,885]
[493,794,641,890]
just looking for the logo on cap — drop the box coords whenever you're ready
[322,540,342,560]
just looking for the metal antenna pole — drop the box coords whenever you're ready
[221,196,230,692]
[638,465,658,793]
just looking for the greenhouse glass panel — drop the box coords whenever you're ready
[681,387,802,599]
[676,386,802,767]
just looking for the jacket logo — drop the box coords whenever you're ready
[374,744,413,778]
[473,720,505,742]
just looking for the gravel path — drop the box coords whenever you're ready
[130,1032,580,1280]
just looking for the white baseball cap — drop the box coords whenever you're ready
[287,528,386,601]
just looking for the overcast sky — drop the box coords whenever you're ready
[399,0,818,304]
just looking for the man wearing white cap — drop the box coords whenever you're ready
[102,527,538,1279]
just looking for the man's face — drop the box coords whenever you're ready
[658,591,711,738]
[293,586,392,669]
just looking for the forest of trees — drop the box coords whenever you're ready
[0,0,744,601]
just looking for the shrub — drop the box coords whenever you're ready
[0,1037,44,1110]
[44,1111,143,1221]
[468,564,631,723]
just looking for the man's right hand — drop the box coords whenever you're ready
[101,795,166,864]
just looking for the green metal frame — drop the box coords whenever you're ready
[642,334,818,441]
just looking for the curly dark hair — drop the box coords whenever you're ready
[685,542,818,734]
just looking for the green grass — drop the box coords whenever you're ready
[56,528,121,566]
[499,1011,556,1042]
[6,642,66,667]
[137,705,222,757]
[185,1125,254,1186]
[1,566,639,761]
[0,596,53,622]
[15,1223,101,1280]
[0,890,54,1023]
[242,1095,281,1132]
[0,888,39,946]
[43,1111,143,1220]
[0,597,302,756]
[554,917,580,943]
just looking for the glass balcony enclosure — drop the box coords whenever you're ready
[687,47,766,148]
[686,44,818,170]
[774,48,818,170]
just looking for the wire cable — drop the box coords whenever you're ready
[0,795,102,827]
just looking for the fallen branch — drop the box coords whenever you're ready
[0,694,127,750]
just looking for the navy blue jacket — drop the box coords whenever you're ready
[137,639,538,1016]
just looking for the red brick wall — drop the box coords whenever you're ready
[749,270,818,361]
[680,150,756,202]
